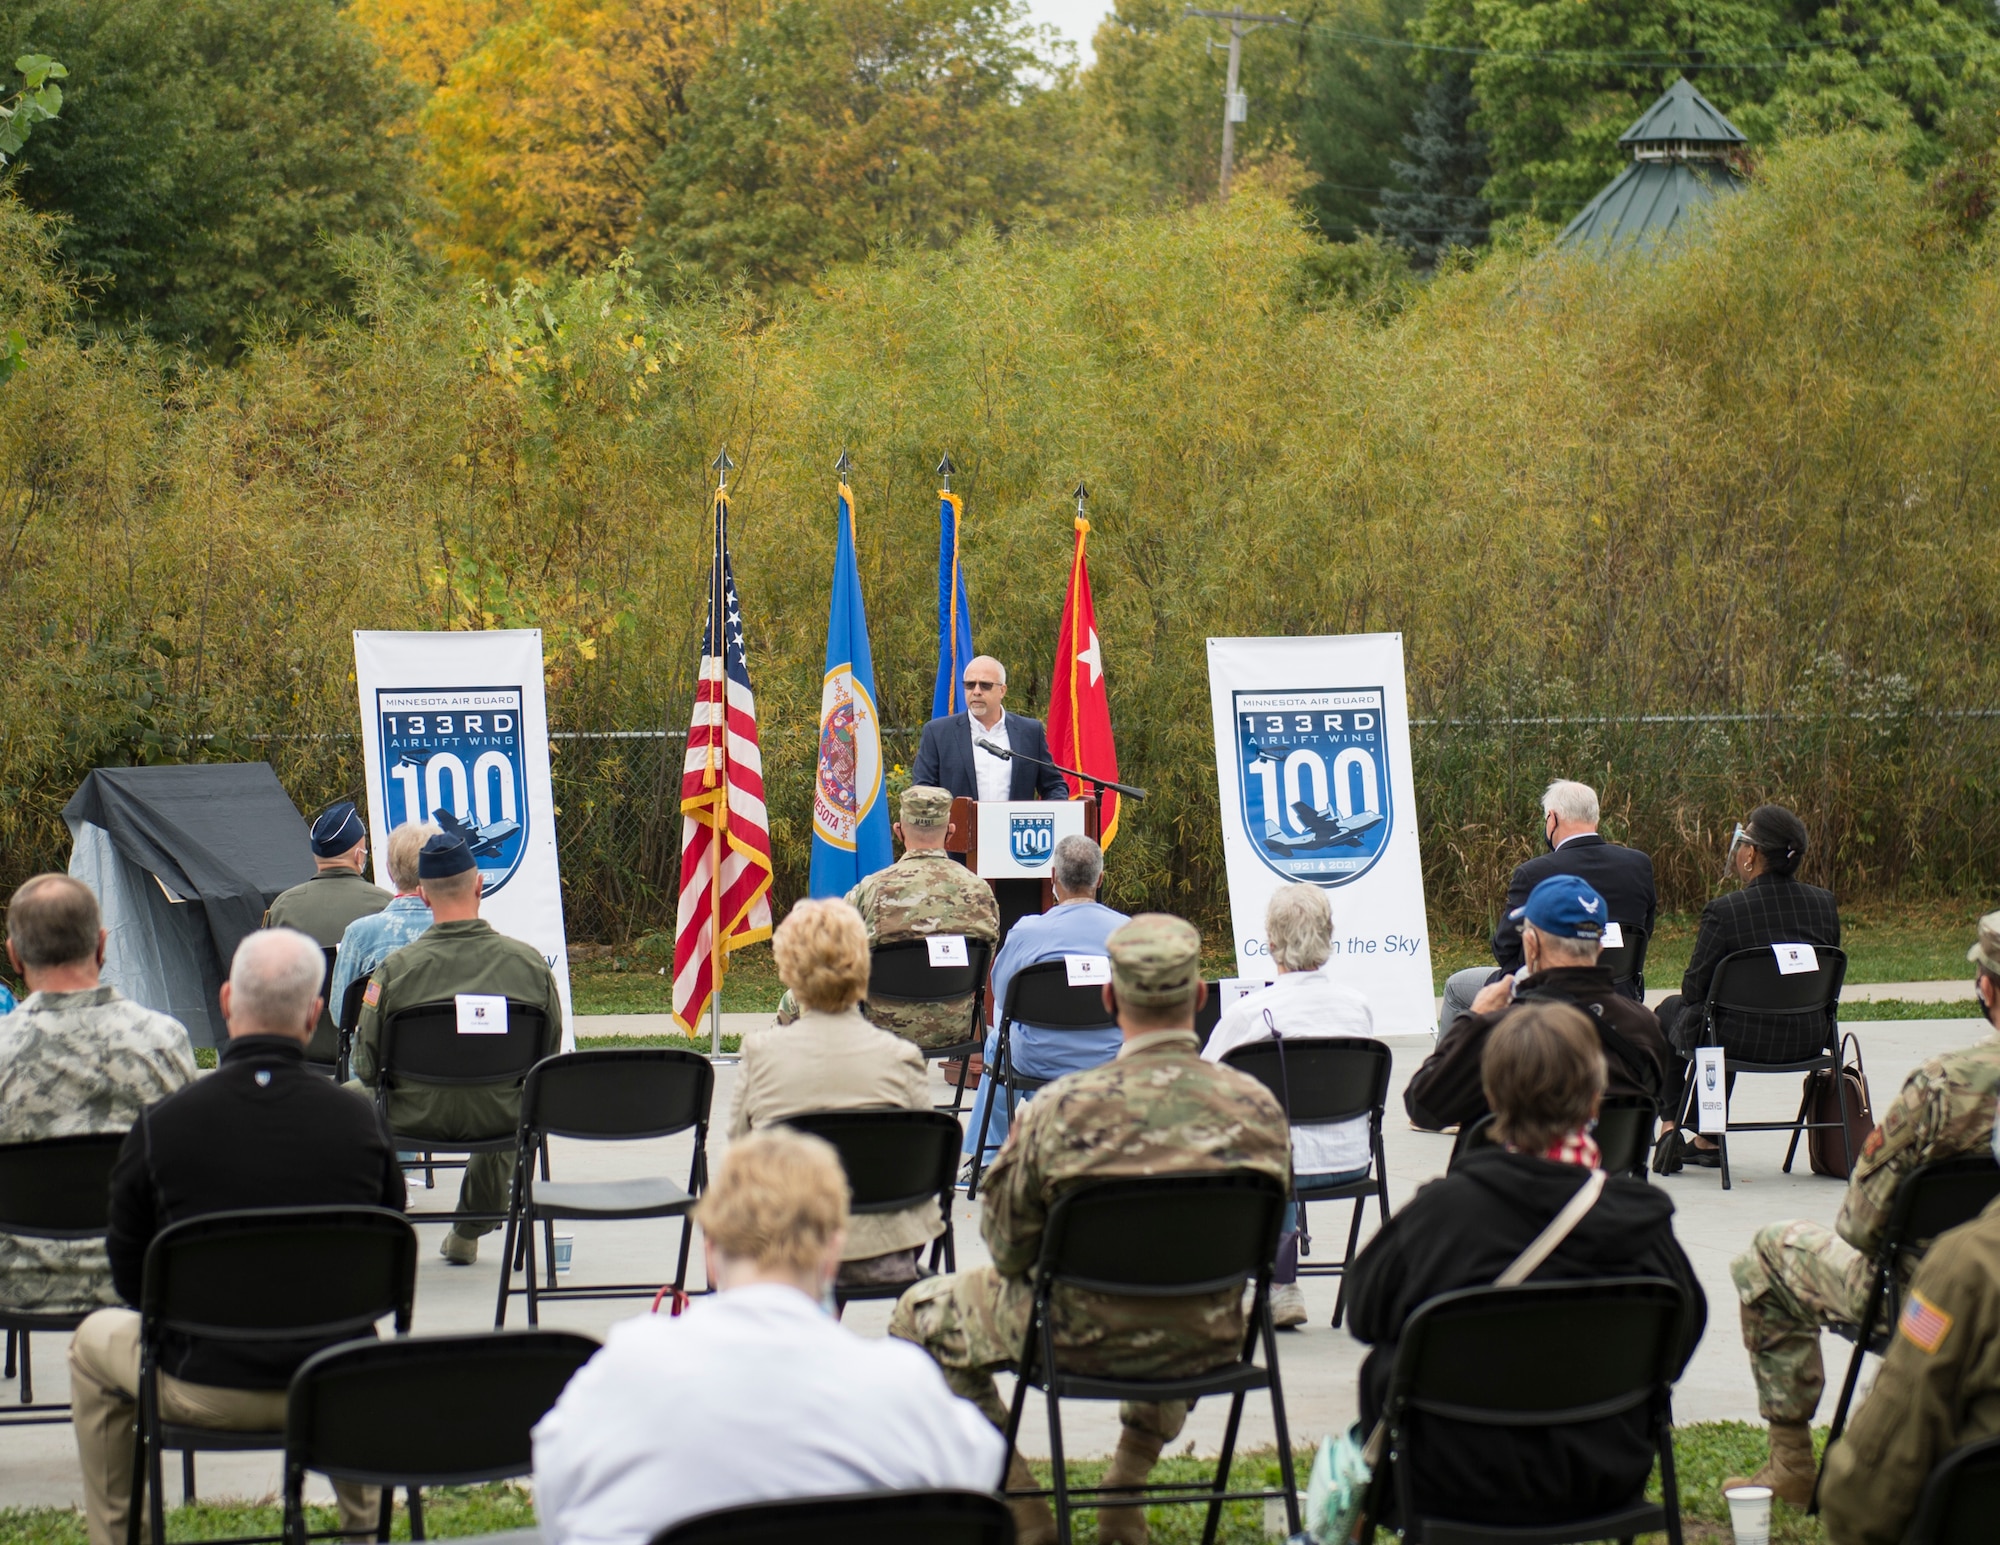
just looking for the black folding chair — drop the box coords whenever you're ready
[1815,1154,2000,1498]
[1360,1277,1689,1545]
[653,1489,1014,1545]
[1194,979,1224,1052]
[336,976,370,1086]
[283,1329,598,1545]
[780,1109,964,1298]
[1596,925,1650,1000]
[1001,1172,1299,1545]
[1595,1095,1659,1180]
[1221,1037,1394,1327]
[1672,946,1849,1189]
[1904,1432,2000,1545]
[866,938,993,1115]
[494,1049,713,1326]
[966,961,1119,1199]
[375,999,552,1229]
[304,946,342,1080]
[0,1131,127,1425]
[128,1206,417,1545]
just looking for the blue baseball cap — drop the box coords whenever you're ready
[1509,873,1608,941]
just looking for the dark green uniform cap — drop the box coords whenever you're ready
[901,785,955,828]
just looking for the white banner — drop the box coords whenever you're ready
[1207,634,1434,1035]
[353,630,573,1045]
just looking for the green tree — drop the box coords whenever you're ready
[639,0,1106,292]
[2,0,418,353]
[1292,0,1431,238]
[1375,65,1490,262]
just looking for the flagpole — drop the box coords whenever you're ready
[708,446,734,1061]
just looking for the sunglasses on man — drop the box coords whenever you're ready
[963,678,1002,692]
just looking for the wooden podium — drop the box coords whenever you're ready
[946,797,1099,927]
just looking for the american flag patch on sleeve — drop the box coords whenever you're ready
[1900,1290,1953,1355]
[363,980,381,1008]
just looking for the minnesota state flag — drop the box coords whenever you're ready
[808,472,892,896]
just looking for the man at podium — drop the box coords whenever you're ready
[911,656,1069,804]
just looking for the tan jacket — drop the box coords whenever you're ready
[728,1007,942,1261]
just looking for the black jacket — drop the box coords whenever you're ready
[1403,966,1672,1130]
[1676,873,1841,1061]
[1348,1149,1706,1527]
[1492,836,1658,978]
[909,711,1070,803]
[107,1036,405,1388]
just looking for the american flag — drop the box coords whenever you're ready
[672,487,773,1034]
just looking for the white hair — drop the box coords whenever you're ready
[1541,780,1600,827]
[969,655,1007,687]
[230,928,326,1036]
[1265,884,1332,972]
[1526,921,1600,966]
[1051,835,1103,893]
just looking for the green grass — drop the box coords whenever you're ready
[1432,899,1986,994]
[1835,998,1982,1021]
[576,1031,743,1054]
[569,945,784,1016]
[0,1427,1823,1545]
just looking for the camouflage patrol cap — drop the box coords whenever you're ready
[1106,913,1202,1008]
[900,785,954,829]
[1967,910,2000,977]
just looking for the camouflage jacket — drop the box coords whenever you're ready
[0,987,196,1312]
[981,1029,1290,1366]
[1837,1029,2000,1258]
[1821,1197,2000,1545]
[849,850,1000,1050]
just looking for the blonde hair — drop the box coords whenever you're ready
[385,821,441,892]
[695,1129,849,1275]
[1265,884,1332,971]
[772,898,870,1013]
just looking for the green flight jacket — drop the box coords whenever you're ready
[265,869,391,1062]
[350,917,563,1144]
[1821,1196,2000,1545]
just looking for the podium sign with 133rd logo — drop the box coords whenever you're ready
[812,665,883,851]
[376,688,530,895]
[1233,686,1392,887]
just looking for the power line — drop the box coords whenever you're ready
[1298,19,2000,71]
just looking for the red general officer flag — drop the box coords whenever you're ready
[1047,513,1121,847]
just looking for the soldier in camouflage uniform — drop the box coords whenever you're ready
[1722,908,2000,1505]
[0,875,194,1315]
[890,914,1289,1545]
[350,833,563,1266]
[776,785,999,1051]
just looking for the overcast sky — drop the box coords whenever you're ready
[1025,0,1113,64]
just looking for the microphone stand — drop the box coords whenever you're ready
[975,737,1147,839]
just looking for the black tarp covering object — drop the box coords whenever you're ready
[63,764,314,1046]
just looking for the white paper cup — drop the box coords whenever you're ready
[553,1234,575,1275]
[1724,1484,1772,1545]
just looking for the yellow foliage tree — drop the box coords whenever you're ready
[350,0,529,88]
[419,0,724,282]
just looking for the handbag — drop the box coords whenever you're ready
[1302,1168,1610,1543]
[1807,1031,1874,1179]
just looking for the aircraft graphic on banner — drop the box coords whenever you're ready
[376,688,531,895]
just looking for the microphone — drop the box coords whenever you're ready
[976,737,1014,760]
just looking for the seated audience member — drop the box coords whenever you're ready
[1406,875,1669,1132]
[328,820,440,1021]
[1719,910,2000,1506]
[730,898,940,1292]
[775,785,1000,1052]
[264,801,391,1065]
[1435,780,1657,1034]
[1201,883,1375,1330]
[1818,1109,2000,1545]
[533,1128,1004,1545]
[963,834,1127,1165]
[892,914,1289,1545]
[349,831,563,1265]
[0,875,195,1319]
[69,928,404,1545]
[1348,1002,1705,1528]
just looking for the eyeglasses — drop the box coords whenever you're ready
[962,679,1002,692]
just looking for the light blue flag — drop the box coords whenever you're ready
[809,477,892,897]
[932,488,974,718]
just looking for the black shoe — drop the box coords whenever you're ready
[1683,1144,1722,1169]
[1651,1130,1684,1175]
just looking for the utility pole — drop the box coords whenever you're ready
[1184,7,1294,199]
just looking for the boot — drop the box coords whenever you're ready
[1004,1452,1056,1545]
[1097,1424,1167,1545]
[1722,1420,1816,1508]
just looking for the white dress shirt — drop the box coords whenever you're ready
[971,711,1012,804]
[534,1284,1006,1545]
[1201,967,1377,1175]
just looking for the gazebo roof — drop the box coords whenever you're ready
[1619,76,1747,148]
[1556,158,1747,255]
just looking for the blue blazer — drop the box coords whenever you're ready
[911,712,1071,803]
